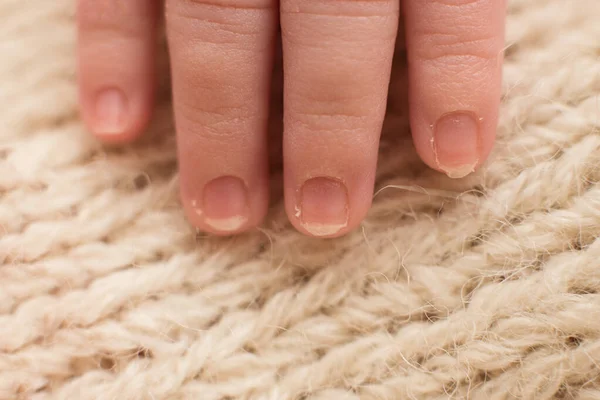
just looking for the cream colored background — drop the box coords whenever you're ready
[1,0,600,399]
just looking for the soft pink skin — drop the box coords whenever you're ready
[403,0,506,177]
[77,0,506,238]
[77,0,159,144]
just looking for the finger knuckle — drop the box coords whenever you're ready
[178,94,253,140]
[166,0,275,44]
[289,96,374,133]
[415,35,500,65]
[412,1,502,63]
[413,24,501,64]
[281,0,396,19]
[168,0,275,16]
[286,66,383,132]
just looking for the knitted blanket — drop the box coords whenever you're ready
[2,0,599,399]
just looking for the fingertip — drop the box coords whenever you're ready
[411,110,497,179]
[180,176,269,237]
[402,0,505,179]
[286,176,373,239]
[76,0,159,144]
[295,177,350,238]
[79,86,154,144]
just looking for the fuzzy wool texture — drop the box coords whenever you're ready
[1,0,600,399]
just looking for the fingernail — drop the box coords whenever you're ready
[433,112,480,179]
[202,176,249,233]
[299,177,348,237]
[94,89,127,134]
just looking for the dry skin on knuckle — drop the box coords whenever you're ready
[174,72,258,140]
[410,0,501,63]
[177,97,254,139]
[168,16,261,43]
[167,0,272,145]
[283,33,391,121]
[167,0,274,48]
[287,88,382,149]
[281,0,396,18]
[168,0,275,29]
[289,111,373,135]
[288,72,380,131]
[413,32,500,64]
[171,51,259,130]
[175,0,275,10]
[286,67,386,138]
[281,1,395,137]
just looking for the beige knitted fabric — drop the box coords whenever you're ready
[2,0,600,399]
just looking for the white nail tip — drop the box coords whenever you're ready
[205,216,247,232]
[302,223,346,237]
[441,163,477,179]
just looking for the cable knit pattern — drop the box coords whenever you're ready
[1,0,600,399]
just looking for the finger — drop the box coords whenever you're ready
[77,0,159,142]
[165,0,277,235]
[281,0,399,237]
[403,0,506,178]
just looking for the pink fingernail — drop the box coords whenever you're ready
[201,176,249,233]
[433,112,480,178]
[299,177,348,237]
[94,89,128,135]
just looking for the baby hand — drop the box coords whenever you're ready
[77,0,505,237]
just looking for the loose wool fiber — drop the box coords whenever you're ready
[1,0,600,399]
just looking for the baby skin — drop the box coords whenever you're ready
[76,0,506,238]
